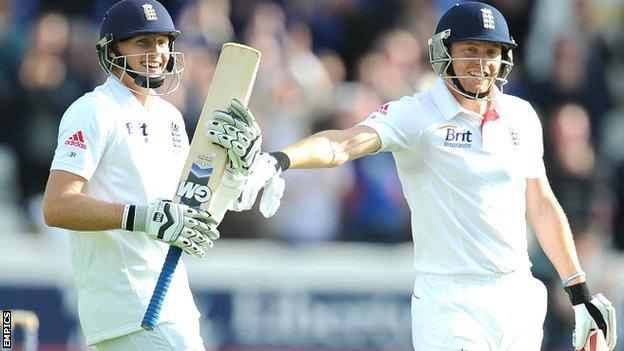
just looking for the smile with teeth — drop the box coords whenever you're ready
[142,62,162,69]
[468,71,488,78]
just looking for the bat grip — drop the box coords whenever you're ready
[141,246,182,330]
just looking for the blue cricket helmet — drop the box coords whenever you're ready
[435,2,516,49]
[99,0,180,44]
[96,0,185,93]
[428,1,516,100]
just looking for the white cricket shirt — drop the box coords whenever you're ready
[50,77,198,345]
[359,78,545,275]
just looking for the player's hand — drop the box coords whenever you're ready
[230,152,285,218]
[207,98,262,174]
[565,283,617,350]
[128,201,220,258]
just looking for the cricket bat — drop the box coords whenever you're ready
[581,329,608,351]
[141,43,261,330]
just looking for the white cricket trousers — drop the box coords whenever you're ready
[94,320,205,351]
[411,270,547,350]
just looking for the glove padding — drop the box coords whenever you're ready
[206,99,262,174]
[230,152,285,218]
[572,294,617,350]
[566,282,617,350]
[141,201,219,258]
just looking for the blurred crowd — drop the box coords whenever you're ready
[1,0,624,349]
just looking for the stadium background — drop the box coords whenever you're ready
[1,0,624,350]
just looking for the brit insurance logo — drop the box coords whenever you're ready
[438,124,474,149]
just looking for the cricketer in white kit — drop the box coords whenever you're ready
[52,75,206,349]
[209,2,617,350]
[43,1,261,350]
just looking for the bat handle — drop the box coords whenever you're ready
[141,246,182,330]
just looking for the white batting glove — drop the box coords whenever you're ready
[230,152,285,218]
[565,283,617,350]
[121,201,220,258]
[206,99,262,174]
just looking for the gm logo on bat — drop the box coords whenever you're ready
[176,162,214,204]
[177,181,212,203]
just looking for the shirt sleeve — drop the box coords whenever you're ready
[50,97,112,181]
[357,97,417,153]
[524,102,546,179]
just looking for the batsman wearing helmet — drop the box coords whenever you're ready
[42,0,259,350]
[210,2,617,350]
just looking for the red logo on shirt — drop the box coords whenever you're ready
[480,110,499,131]
[377,103,389,115]
[64,131,87,149]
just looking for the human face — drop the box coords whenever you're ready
[448,41,503,94]
[115,34,171,78]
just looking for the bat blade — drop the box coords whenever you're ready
[581,329,608,351]
[142,43,261,330]
[173,43,261,210]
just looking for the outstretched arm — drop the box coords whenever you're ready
[281,126,381,169]
[206,100,384,217]
[229,126,381,217]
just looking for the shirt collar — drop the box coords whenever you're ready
[105,75,135,102]
[429,78,504,121]
[429,78,463,121]
[488,86,503,115]
[105,75,155,110]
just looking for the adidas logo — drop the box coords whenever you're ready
[377,103,389,115]
[64,131,87,149]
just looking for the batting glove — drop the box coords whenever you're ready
[206,99,262,174]
[565,282,617,350]
[230,152,285,218]
[121,201,220,258]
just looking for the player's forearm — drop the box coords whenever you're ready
[528,191,584,283]
[43,192,125,231]
[281,128,379,169]
[280,130,345,169]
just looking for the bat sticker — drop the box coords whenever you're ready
[177,163,213,206]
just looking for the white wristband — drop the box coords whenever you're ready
[561,271,586,286]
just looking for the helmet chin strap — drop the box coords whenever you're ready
[448,66,490,100]
[127,70,166,89]
[120,64,166,89]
